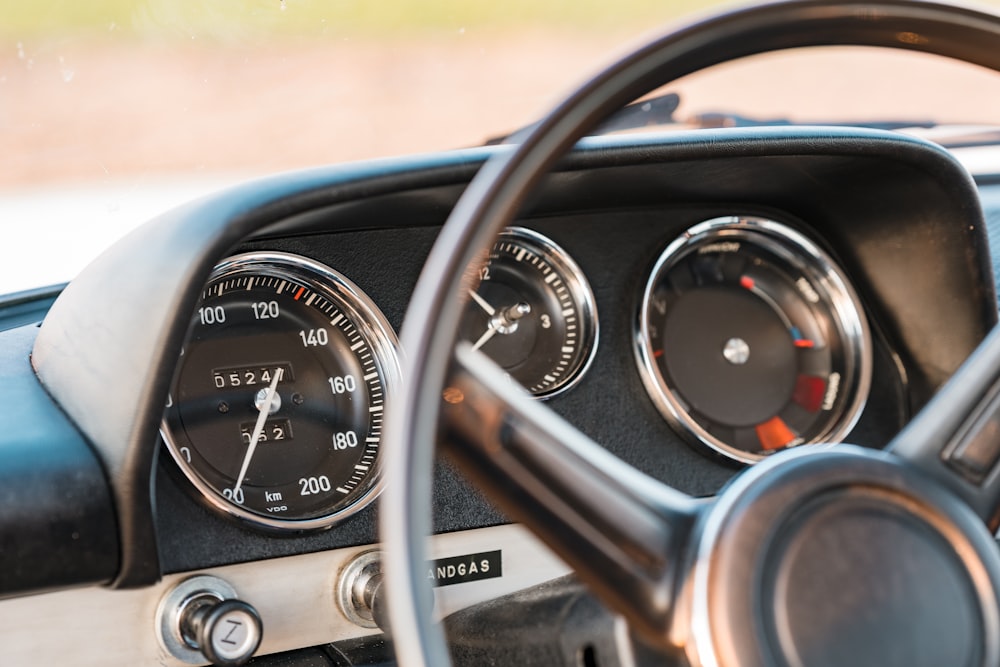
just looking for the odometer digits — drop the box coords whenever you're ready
[161,252,399,531]
[239,418,293,444]
[213,363,294,389]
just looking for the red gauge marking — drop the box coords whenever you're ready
[739,276,755,290]
[653,349,664,359]
[756,416,797,451]
[793,375,828,413]
[793,339,816,349]
[293,287,305,301]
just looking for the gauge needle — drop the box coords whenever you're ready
[471,325,498,352]
[468,289,496,316]
[233,367,282,496]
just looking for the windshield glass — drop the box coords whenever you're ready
[3,1,692,185]
[4,0,1000,293]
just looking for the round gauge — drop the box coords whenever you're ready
[458,227,598,399]
[635,216,871,464]
[161,252,400,530]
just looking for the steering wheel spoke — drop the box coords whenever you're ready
[890,326,1000,527]
[442,343,702,642]
[383,3,1000,666]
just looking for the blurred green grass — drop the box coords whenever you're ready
[0,0,714,40]
[5,0,1000,43]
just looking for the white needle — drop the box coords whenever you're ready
[471,325,498,352]
[233,367,282,496]
[468,289,496,316]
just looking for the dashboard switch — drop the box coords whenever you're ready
[157,575,263,666]
[180,596,262,666]
[337,550,385,630]
[337,549,432,635]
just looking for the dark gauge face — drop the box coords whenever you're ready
[635,216,871,464]
[161,252,399,530]
[459,227,598,399]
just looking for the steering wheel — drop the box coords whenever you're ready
[382,1,1000,665]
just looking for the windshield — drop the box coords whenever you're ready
[5,0,1000,293]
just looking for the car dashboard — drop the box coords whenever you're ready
[1,126,999,666]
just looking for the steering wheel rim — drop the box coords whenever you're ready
[382,2,1000,665]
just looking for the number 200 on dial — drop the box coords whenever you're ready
[161,252,400,531]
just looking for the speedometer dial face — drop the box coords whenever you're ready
[635,216,872,464]
[458,227,598,399]
[161,252,399,531]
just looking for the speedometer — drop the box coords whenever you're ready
[161,252,399,531]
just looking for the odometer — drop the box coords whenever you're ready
[161,252,399,531]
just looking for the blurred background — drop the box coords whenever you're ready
[7,0,1000,187]
[2,0,697,187]
[4,0,1000,291]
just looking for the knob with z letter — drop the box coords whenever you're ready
[180,595,263,666]
[157,575,263,666]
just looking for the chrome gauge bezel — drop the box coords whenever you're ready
[467,226,600,400]
[634,216,872,464]
[160,251,401,531]
[509,227,600,399]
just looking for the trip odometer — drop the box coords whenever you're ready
[161,252,399,531]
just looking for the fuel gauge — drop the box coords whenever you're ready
[459,227,599,399]
[635,216,872,463]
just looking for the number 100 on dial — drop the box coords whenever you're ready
[161,252,400,531]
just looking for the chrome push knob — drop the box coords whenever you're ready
[180,595,263,666]
[157,575,263,666]
[337,550,386,630]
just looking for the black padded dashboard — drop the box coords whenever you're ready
[157,204,913,573]
[3,127,997,594]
